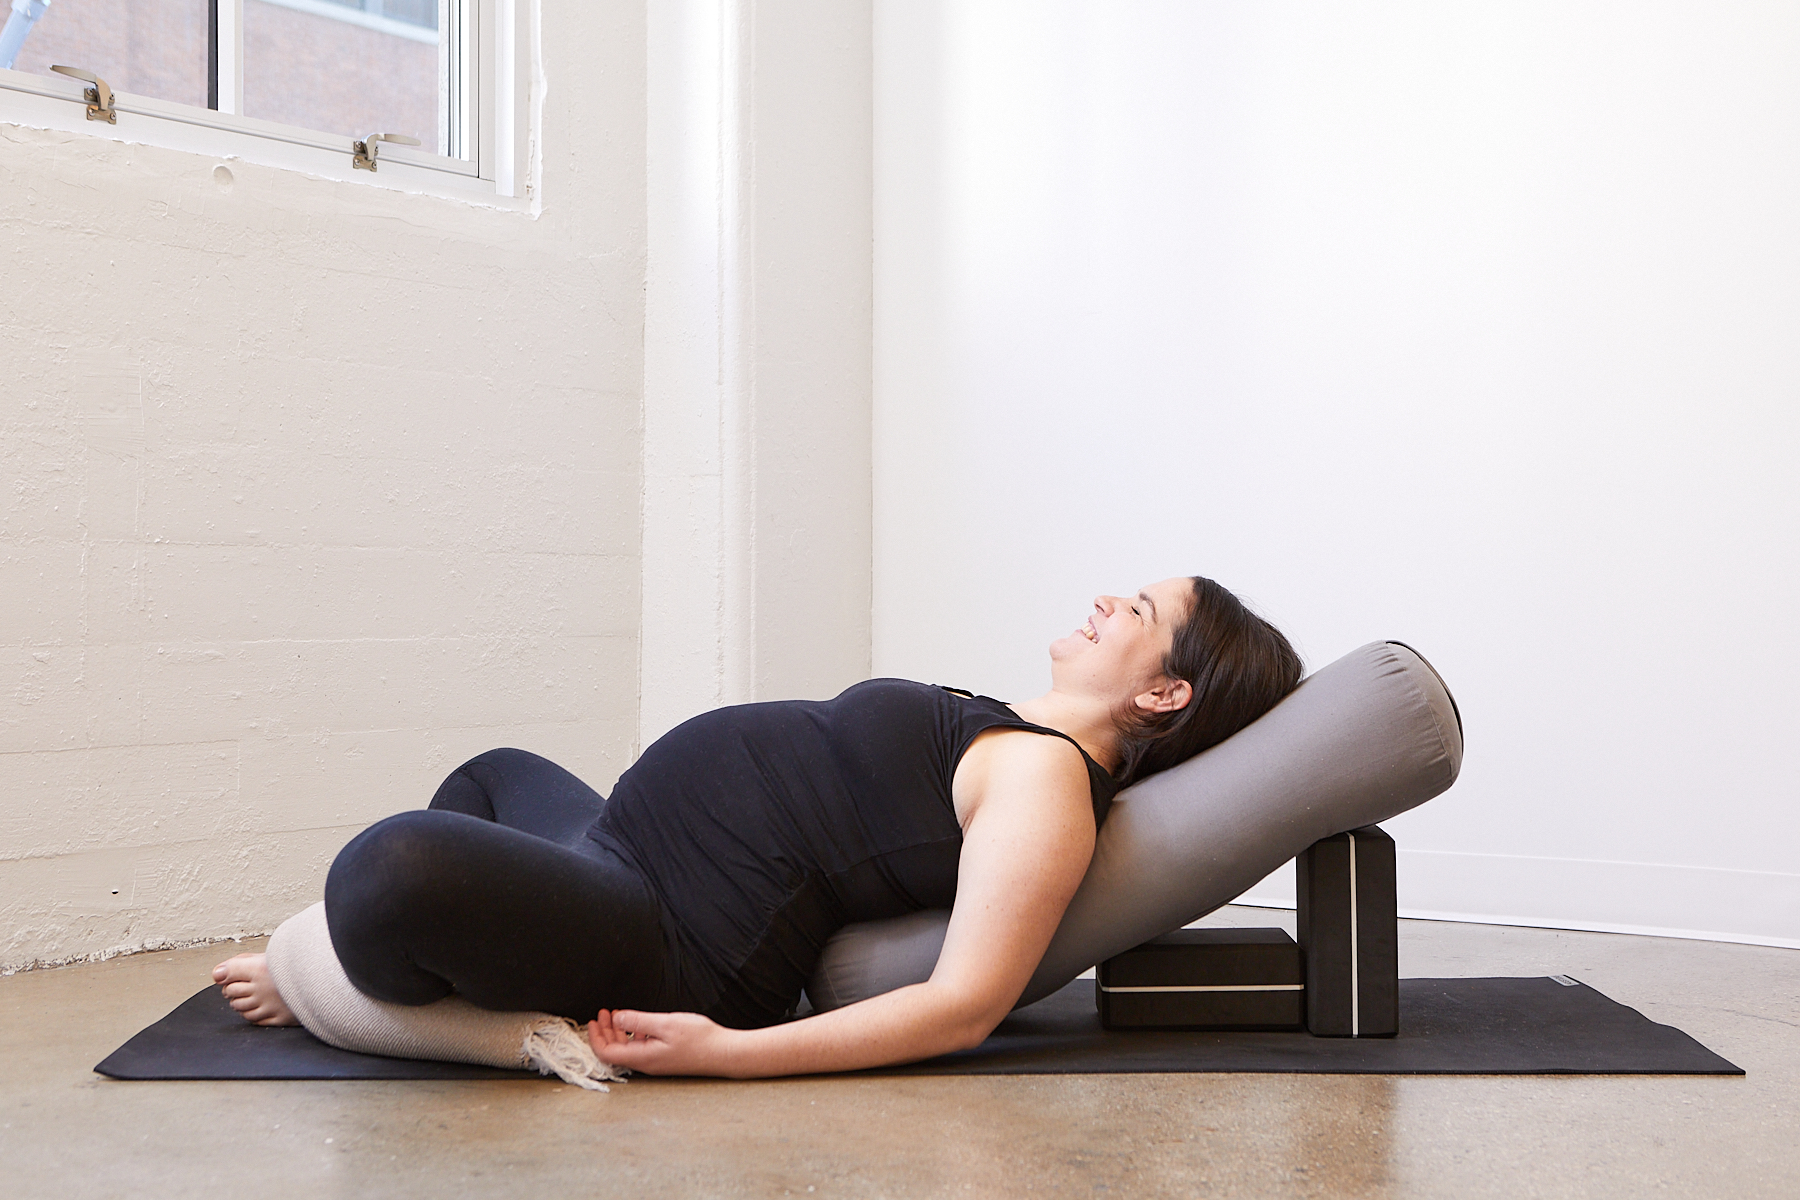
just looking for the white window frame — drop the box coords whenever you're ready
[0,0,530,205]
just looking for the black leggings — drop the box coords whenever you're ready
[323,748,673,1022]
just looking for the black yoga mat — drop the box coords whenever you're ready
[95,976,1742,1081]
[880,976,1741,1076]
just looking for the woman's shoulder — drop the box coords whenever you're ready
[953,725,1098,838]
[958,721,1092,792]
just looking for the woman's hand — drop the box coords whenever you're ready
[588,1008,737,1077]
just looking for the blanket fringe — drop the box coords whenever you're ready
[522,1019,629,1091]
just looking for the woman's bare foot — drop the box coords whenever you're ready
[212,952,299,1026]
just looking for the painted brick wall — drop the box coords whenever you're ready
[0,2,647,970]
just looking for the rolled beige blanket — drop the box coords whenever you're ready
[264,901,626,1091]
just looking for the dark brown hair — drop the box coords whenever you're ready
[1112,576,1303,786]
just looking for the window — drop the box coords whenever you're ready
[0,0,526,200]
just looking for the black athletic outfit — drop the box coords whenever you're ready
[325,679,1120,1027]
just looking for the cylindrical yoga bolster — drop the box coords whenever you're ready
[265,901,626,1088]
[806,640,1463,1012]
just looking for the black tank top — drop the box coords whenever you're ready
[588,678,1120,1028]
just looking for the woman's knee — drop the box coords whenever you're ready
[427,748,533,817]
[332,806,464,883]
[324,811,475,1002]
[324,812,475,944]
[464,747,553,774]
[429,748,603,842]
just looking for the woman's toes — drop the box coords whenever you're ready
[211,951,296,1026]
[213,953,259,982]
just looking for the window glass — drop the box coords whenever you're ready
[242,0,442,152]
[3,0,210,110]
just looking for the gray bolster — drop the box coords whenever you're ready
[806,640,1463,1012]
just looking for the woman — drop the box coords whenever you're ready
[215,576,1301,1078]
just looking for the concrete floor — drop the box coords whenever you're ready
[3,908,1796,1199]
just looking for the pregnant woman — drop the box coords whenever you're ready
[214,575,1301,1078]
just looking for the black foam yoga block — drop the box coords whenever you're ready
[1298,824,1399,1037]
[1097,928,1305,1030]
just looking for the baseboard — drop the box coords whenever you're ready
[1232,850,1800,950]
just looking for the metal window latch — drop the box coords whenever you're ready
[352,132,421,172]
[50,65,116,124]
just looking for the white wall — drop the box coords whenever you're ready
[874,2,1800,945]
[0,3,648,969]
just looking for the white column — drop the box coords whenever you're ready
[641,0,874,751]
[642,0,740,747]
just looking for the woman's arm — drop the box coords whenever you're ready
[588,729,1096,1078]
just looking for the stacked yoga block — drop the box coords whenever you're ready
[1096,928,1306,1031]
[1298,825,1399,1037]
[1097,825,1400,1037]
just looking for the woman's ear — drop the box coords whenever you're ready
[1134,677,1193,716]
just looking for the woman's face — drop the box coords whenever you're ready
[1049,577,1194,703]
